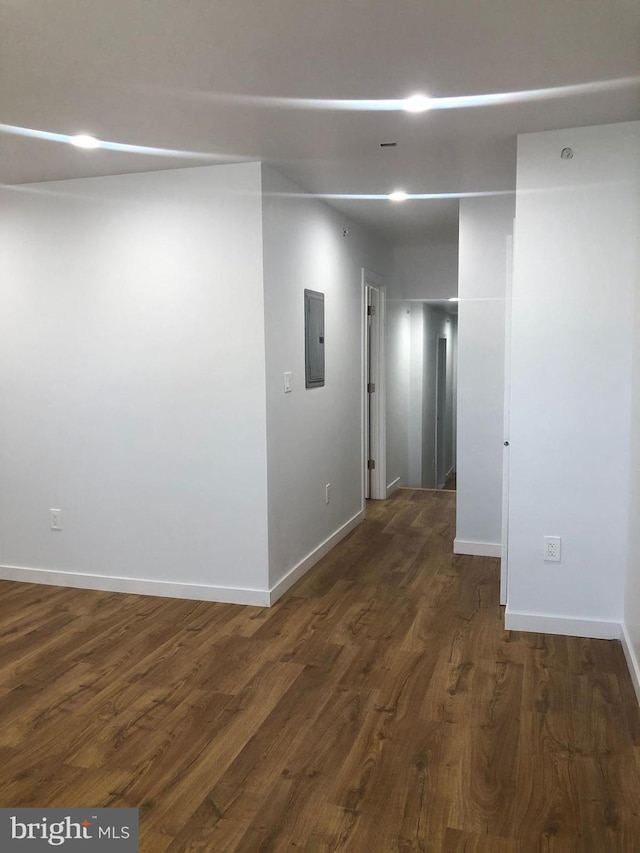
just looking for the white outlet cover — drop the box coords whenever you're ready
[543,536,561,562]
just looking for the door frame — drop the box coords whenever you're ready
[362,269,386,504]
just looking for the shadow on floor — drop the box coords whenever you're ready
[443,470,456,490]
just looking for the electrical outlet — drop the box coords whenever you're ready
[543,536,561,562]
[325,484,331,504]
[50,509,62,531]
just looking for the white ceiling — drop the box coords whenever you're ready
[2,0,639,244]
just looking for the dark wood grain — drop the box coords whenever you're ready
[1,488,639,851]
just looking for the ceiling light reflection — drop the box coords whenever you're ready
[272,190,514,201]
[191,75,640,112]
[70,134,100,149]
[403,94,432,113]
[0,123,225,160]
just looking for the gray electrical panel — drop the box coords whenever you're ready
[304,289,325,388]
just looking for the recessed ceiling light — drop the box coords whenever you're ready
[388,190,409,202]
[403,94,432,113]
[70,134,101,149]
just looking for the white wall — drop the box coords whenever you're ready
[507,121,640,638]
[449,314,458,474]
[384,293,410,491]
[407,306,425,487]
[0,164,271,602]
[625,212,640,698]
[261,166,392,591]
[442,312,457,480]
[456,195,515,555]
[394,244,458,301]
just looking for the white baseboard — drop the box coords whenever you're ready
[0,564,271,607]
[0,511,366,609]
[386,477,401,497]
[268,509,365,605]
[621,622,640,706]
[504,607,622,640]
[453,539,502,558]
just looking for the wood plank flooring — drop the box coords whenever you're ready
[1,488,639,851]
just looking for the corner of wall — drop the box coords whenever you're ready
[268,509,365,604]
[261,167,392,595]
[453,539,501,558]
[621,621,640,705]
[504,607,622,641]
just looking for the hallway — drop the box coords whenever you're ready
[0,489,638,850]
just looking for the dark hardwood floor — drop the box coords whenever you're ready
[1,488,639,851]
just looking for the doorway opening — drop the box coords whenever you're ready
[435,335,448,489]
[406,303,457,490]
